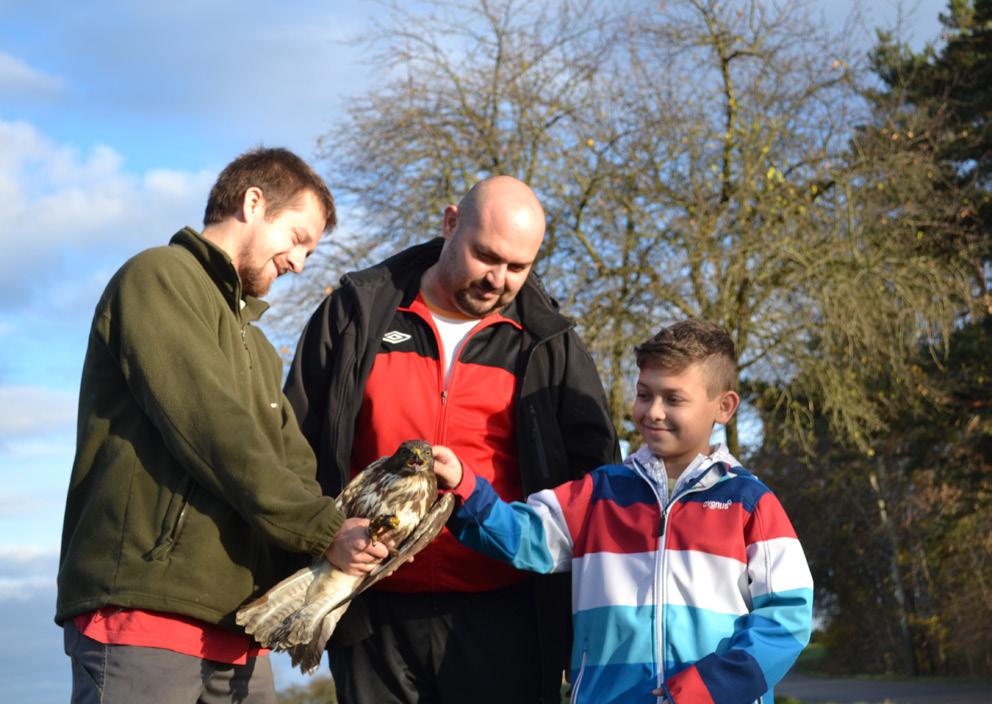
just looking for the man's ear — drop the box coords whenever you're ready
[441,205,459,240]
[241,186,265,223]
[716,390,741,424]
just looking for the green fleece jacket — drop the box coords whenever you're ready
[56,228,344,631]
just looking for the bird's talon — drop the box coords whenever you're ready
[367,514,400,543]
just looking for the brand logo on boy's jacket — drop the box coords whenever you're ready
[702,500,732,510]
[382,331,412,344]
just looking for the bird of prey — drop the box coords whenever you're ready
[236,439,453,673]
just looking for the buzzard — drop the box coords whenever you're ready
[236,439,454,673]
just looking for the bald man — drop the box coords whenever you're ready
[285,176,618,704]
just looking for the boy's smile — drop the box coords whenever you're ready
[632,363,739,476]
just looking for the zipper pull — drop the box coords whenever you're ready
[441,390,448,405]
[240,325,253,368]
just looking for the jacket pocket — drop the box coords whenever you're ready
[144,475,196,561]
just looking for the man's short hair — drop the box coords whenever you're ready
[203,147,336,231]
[635,319,738,396]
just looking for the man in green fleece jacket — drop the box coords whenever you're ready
[56,147,389,704]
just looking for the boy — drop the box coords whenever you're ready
[432,319,813,703]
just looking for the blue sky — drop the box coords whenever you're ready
[0,1,949,700]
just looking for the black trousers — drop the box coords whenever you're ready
[329,581,558,704]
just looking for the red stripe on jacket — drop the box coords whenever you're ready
[666,501,750,562]
[566,496,661,558]
[743,492,800,545]
[553,473,597,544]
[350,298,525,592]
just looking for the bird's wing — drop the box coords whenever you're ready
[338,455,389,511]
[322,492,455,613]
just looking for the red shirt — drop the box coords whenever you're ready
[74,608,265,665]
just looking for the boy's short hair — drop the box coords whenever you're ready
[635,319,738,396]
[203,147,336,231]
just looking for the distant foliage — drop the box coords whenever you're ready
[760,320,992,676]
[277,676,337,704]
[760,0,992,677]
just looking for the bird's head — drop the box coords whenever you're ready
[394,439,433,475]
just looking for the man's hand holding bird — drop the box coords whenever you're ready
[236,439,453,673]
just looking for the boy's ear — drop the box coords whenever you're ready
[715,390,741,424]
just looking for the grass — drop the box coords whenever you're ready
[794,641,830,675]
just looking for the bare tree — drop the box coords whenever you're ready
[286,0,973,455]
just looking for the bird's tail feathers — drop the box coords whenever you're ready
[288,601,349,674]
[271,569,357,646]
[235,561,325,645]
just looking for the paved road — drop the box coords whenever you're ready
[778,672,992,704]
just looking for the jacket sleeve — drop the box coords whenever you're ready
[280,396,325,498]
[447,468,577,574]
[663,491,814,703]
[283,288,355,498]
[558,329,620,475]
[100,256,343,557]
[284,292,337,453]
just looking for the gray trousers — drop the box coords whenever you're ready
[63,620,276,704]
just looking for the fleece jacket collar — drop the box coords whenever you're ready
[170,227,269,322]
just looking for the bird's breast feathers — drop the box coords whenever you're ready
[347,471,432,535]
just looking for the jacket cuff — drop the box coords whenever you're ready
[308,499,346,558]
[665,664,713,703]
[656,683,675,703]
[450,464,478,502]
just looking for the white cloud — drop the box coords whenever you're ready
[0,590,68,703]
[0,385,76,437]
[0,118,215,301]
[0,387,77,528]
[2,3,373,161]
[0,544,58,601]
[0,576,53,600]
[0,492,49,518]
[145,168,208,199]
[0,50,62,96]
[0,485,70,550]
[0,545,58,563]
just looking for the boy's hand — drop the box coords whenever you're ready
[431,445,463,488]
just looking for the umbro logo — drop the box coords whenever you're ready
[382,331,412,344]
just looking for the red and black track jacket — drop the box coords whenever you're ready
[284,238,618,660]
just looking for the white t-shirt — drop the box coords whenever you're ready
[431,311,480,386]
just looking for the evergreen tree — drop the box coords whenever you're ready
[761,0,992,677]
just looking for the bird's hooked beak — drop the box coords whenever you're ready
[413,446,426,468]
[407,445,431,473]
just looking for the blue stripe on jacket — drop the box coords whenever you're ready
[453,477,559,574]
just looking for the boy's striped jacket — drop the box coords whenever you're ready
[447,444,813,704]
